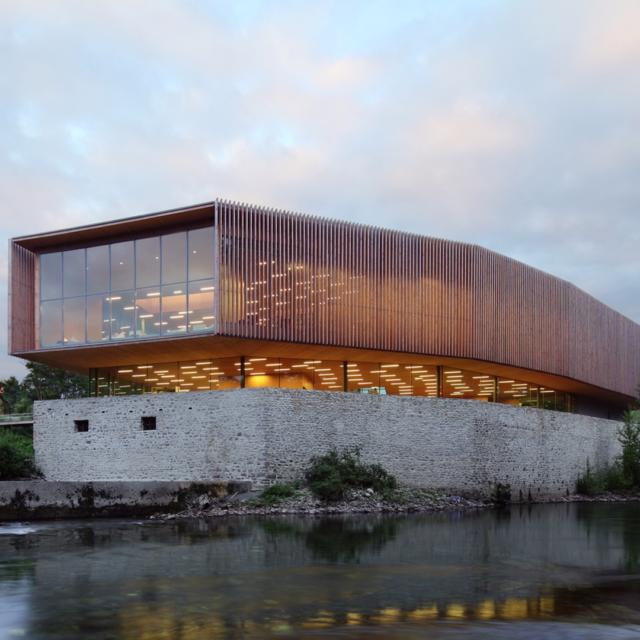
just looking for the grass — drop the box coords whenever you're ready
[251,483,298,507]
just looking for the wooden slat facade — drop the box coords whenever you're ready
[8,242,36,354]
[215,200,640,399]
[10,199,640,400]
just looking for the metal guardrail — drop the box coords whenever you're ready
[0,413,33,424]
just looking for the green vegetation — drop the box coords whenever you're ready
[491,482,512,505]
[255,483,298,506]
[251,449,398,505]
[619,409,640,487]
[576,409,640,495]
[0,430,38,480]
[1,363,90,414]
[305,447,397,502]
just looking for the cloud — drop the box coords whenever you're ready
[0,0,639,377]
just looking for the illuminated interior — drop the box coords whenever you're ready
[91,358,572,411]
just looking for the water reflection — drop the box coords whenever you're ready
[261,515,400,562]
[0,504,639,638]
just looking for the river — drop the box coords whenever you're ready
[1,503,640,638]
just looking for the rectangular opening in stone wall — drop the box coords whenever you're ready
[141,416,156,431]
[74,419,89,432]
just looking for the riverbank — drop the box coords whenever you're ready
[2,480,639,522]
[150,486,492,520]
[150,486,640,520]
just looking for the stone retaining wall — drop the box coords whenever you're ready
[34,389,622,498]
[0,480,250,521]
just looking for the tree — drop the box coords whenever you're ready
[20,363,90,403]
[0,363,90,414]
[0,376,22,414]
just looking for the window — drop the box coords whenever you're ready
[87,245,110,294]
[40,300,63,347]
[135,237,160,288]
[162,232,186,284]
[38,225,215,348]
[74,419,89,432]
[63,249,85,297]
[188,227,214,280]
[87,294,110,342]
[110,241,134,291]
[188,279,215,332]
[135,287,161,337]
[141,416,156,431]
[110,291,135,340]
[63,297,86,345]
[162,283,187,334]
[40,252,62,300]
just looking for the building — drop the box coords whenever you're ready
[9,199,640,418]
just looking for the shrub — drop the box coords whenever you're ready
[305,447,397,502]
[619,410,640,487]
[576,411,640,496]
[576,462,604,496]
[491,482,512,504]
[576,461,633,496]
[601,464,632,492]
[0,431,37,480]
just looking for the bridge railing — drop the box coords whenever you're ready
[0,413,33,424]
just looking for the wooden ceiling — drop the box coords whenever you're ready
[13,333,631,406]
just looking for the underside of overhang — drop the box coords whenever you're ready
[12,333,633,409]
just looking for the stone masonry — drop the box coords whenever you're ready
[34,388,622,498]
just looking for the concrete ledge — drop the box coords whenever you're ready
[0,480,251,521]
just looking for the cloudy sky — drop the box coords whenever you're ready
[1,0,639,377]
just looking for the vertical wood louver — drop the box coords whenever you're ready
[214,199,640,399]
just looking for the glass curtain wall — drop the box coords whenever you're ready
[90,358,572,412]
[38,226,215,348]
